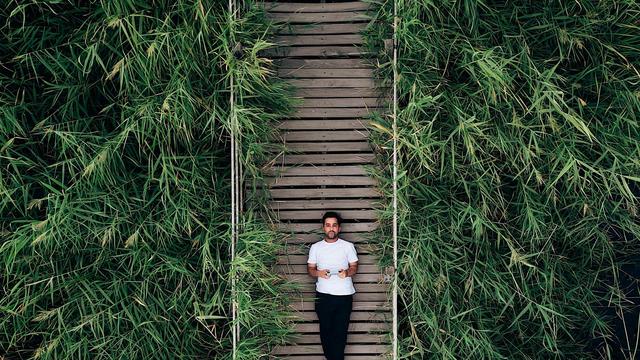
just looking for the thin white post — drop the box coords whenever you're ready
[392,0,399,359]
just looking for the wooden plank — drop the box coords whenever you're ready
[294,88,382,98]
[288,333,389,344]
[275,58,372,69]
[278,119,372,130]
[277,264,383,274]
[292,108,379,118]
[294,322,390,333]
[289,300,390,311]
[287,78,375,88]
[292,310,389,322]
[280,130,370,141]
[285,273,383,283]
[278,253,378,265]
[267,12,371,24]
[292,98,382,108]
[280,232,375,243]
[273,344,388,355]
[273,208,378,219]
[261,2,372,13]
[278,222,379,233]
[294,283,389,293]
[274,34,364,46]
[271,154,375,165]
[269,188,380,199]
[281,68,373,79]
[275,23,368,35]
[269,199,380,209]
[268,176,376,186]
[279,243,380,255]
[266,46,370,58]
[282,141,372,152]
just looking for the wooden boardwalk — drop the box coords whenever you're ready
[261,1,392,359]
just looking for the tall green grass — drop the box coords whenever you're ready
[0,0,294,358]
[365,0,640,358]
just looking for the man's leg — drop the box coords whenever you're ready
[314,292,335,359]
[329,294,353,360]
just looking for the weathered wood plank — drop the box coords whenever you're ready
[288,333,389,344]
[287,78,375,88]
[272,153,375,165]
[292,310,390,322]
[273,344,388,355]
[281,68,372,79]
[275,208,377,219]
[285,273,383,283]
[276,264,382,274]
[267,176,376,187]
[294,88,382,98]
[280,130,370,141]
[289,300,390,312]
[266,165,370,177]
[275,58,372,69]
[269,188,380,199]
[292,108,379,118]
[266,46,370,58]
[275,34,364,46]
[267,12,371,24]
[261,1,372,13]
[278,119,372,130]
[277,253,379,265]
[294,321,390,333]
[275,23,368,35]
[293,283,389,293]
[269,198,380,209]
[281,141,372,152]
[291,98,382,108]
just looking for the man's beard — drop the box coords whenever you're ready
[327,231,337,239]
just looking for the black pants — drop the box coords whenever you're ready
[314,291,353,360]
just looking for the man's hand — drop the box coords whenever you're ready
[338,269,347,279]
[317,269,330,279]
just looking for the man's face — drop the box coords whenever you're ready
[323,217,340,240]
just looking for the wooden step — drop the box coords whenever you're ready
[288,300,390,312]
[288,333,389,345]
[278,119,372,130]
[284,273,384,283]
[267,11,371,24]
[294,88,383,98]
[275,23,368,35]
[272,208,378,219]
[279,141,372,152]
[279,233,376,243]
[269,188,380,200]
[277,264,385,275]
[279,130,370,141]
[292,108,379,118]
[278,254,379,265]
[292,310,390,322]
[262,2,372,13]
[271,153,376,165]
[273,344,388,355]
[294,321,390,333]
[275,58,373,69]
[291,97,382,108]
[269,199,380,209]
[288,78,376,88]
[267,176,376,187]
[275,34,364,46]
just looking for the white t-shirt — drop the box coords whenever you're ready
[307,238,359,295]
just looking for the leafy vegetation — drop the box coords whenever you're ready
[365,0,640,358]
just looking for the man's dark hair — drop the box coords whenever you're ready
[322,211,342,226]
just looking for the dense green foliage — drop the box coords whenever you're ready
[0,0,293,358]
[366,0,640,358]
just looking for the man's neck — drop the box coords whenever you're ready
[323,237,339,243]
